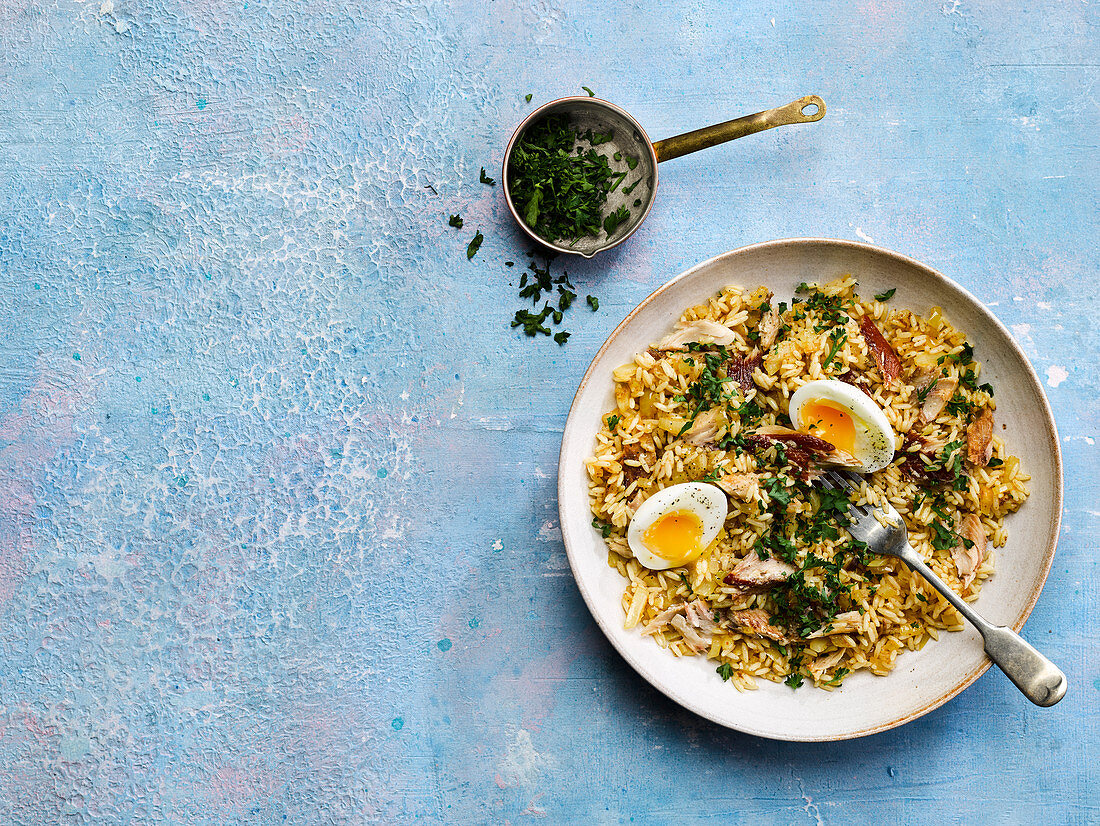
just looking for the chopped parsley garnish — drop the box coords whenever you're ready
[946,392,972,418]
[716,663,734,681]
[554,331,570,345]
[915,373,943,405]
[591,516,613,538]
[749,477,870,647]
[525,93,533,103]
[506,114,632,243]
[582,85,596,97]
[479,167,495,186]
[582,128,614,145]
[921,489,971,552]
[602,205,630,235]
[448,214,464,228]
[824,667,850,687]
[873,288,896,302]
[823,327,848,371]
[763,475,791,507]
[939,342,975,367]
[790,284,854,331]
[587,295,599,311]
[784,670,805,689]
[939,440,968,490]
[674,348,738,436]
[930,518,956,552]
[466,231,483,260]
[736,398,765,426]
[606,414,620,430]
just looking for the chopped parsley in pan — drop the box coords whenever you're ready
[507,114,634,244]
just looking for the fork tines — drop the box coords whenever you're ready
[820,469,871,515]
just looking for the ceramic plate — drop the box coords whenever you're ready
[558,238,1062,741]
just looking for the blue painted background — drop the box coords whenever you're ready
[0,0,1096,822]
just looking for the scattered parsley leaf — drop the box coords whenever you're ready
[557,286,576,310]
[479,167,495,186]
[466,231,483,260]
[582,85,596,97]
[525,93,533,103]
[512,306,553,336]
[554,331,570,345]
[587,295,599,311]
[448,214,463,229]
[874,287,896,302]
[606,414,620,430]
[716,663,734,681]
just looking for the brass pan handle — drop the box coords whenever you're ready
[652,95,826,163]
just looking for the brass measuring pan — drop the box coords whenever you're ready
[502,95,826,258]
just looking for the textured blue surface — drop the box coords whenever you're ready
[0,0,1097,822]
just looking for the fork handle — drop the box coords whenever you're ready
[900,549,1067,707]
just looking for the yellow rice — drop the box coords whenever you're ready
[585,276,1029,690]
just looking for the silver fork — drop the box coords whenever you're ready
[821,469,1067,706]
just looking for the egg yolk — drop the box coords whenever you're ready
[642,509,704,563]
[802,399,857,454]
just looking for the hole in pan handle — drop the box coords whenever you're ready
[652,95,827,163]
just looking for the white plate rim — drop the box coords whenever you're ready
[557,237,1063,741]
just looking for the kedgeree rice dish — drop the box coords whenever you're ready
[585,276,1029,690]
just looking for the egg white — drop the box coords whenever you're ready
[789,379,896,473]
[626,482,727,570]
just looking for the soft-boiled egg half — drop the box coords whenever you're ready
[626,482,727,570]
[789,379,896,473]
